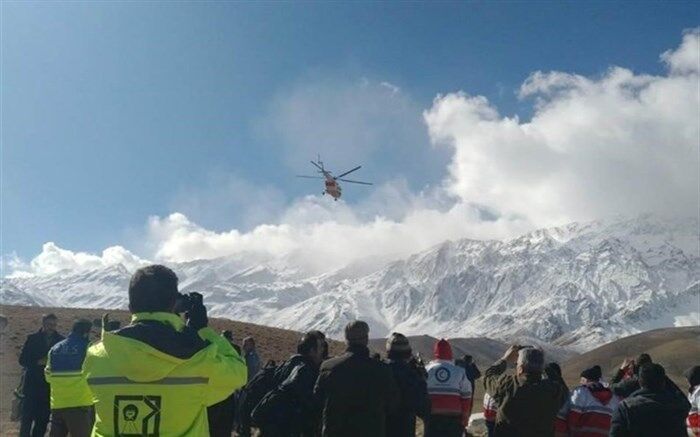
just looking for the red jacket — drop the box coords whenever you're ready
[555,383,620,437]
[425,340,472,425]
[483,392,497,423]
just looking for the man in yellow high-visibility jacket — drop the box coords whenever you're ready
[45,319,95,437]
[82,265,248,437]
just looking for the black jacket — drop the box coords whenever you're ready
[610,387,691,437]
[385,359,430,437]
[463,363,481,388]
[18,329,64,400]
[253,354,320,437]
[314,345,400,437]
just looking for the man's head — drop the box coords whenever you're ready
[685,365,700,390]
[580,365,602,384]
[386,332,412,361]
[221,330,234,343]
[42,313,58,334]
[344,320,369,347]
[517,347,545,377]
[308,330,329,359]
[544,362,563,380]
[71,319,93,338]
[298,332,324,365]
[243,336,255,353]
[637,353,652,367]
[639,363,666,391]
[463,354,473,365]
[128,265,180,314]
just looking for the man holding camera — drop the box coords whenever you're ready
[82,264,248,436]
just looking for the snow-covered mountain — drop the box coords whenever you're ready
[2,215,698,351]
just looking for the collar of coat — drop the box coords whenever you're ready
[130,312,185,332]
[346,344,370,357]
[517,372,544,384]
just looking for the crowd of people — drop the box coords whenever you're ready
[14,264,700,437]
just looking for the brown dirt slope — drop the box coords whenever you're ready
[561,326,700,388]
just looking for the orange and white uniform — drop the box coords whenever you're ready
[555,383,620,437]
[426,339,472,426]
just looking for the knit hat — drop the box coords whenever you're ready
[386,332,411,353]
[345,320,369,345]
[434,338,453,360]
[581,365,603,381]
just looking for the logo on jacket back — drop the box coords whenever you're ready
[114,395,161,436]
[435,367,451,383]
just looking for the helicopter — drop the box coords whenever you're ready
[296,156,372,200]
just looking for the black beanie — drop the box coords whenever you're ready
[581,365,602,381]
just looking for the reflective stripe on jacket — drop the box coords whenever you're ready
[45,333,93,409]
[426,359,472,424]
[83,312,247,437]
[555,383,619,437]
[689,386,700,437]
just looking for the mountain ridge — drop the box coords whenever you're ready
[2,215,698,351]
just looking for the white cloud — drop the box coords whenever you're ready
[662,29,700,75]
[426,30,699,227]
[7,30,699,277]
[8,243,149,277]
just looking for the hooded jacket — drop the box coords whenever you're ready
[425,340,473,425]
[609,386,691,437]
[555,382,620,437]
[82,312,247,437]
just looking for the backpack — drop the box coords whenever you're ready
[236,363,280,434]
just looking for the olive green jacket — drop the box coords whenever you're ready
[483,359,568,437]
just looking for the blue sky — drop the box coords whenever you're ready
[2,2,699,262]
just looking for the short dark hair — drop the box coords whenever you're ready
[297,333,320,356]
[72,319,92,336]
[42,313,57,322]
[128,265,179,313]
[637,353,652,367]
[639,363,666,391]
[308,330,328,358]
[345,320,369,346]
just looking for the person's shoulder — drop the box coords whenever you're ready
[114,321,208,359]
[25,330,41,341]
[320,352,350,370]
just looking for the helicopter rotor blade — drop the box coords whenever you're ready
[296,175,325,179]
[310,160,324,171]
[338,178,373,185]
[335,166,361,179]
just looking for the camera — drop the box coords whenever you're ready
[173,292,203,314]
